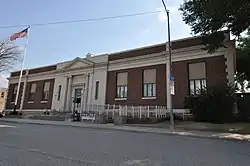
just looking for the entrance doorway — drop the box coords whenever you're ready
[72,88,83,112]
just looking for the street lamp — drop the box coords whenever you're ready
[161,0,175,131]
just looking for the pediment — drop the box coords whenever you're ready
[63,57,93,69]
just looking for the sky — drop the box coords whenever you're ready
[0,0,191,88]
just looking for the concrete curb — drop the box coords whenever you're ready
[1,118,250,143]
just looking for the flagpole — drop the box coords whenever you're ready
[13,26,30,113]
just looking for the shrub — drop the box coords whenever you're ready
[184,84,236,123]
[237,93,250,122]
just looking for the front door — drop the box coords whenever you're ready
[73,88,83,112]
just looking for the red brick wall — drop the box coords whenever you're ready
[172,55,227,108]
[106,64,166,106]
[6,83,23,109]
[6,79,55,110]
[23,79,55,109]
[106,55,227,108]
[11,65,56,77]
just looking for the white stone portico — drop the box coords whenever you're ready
[51,54,108,112]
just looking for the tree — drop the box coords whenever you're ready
[179,0,250,52]
[0,40,21,73]
[236,30,250,92]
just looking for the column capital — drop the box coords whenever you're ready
[67,75,73,78]
[25,69,29,75]
[84,73,91,77]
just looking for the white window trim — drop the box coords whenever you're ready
[143,83,156,98]
[115,98,127,101]
[41,101,48,103]
[116,85,128,99]
[27,101,34,104]
[189,79,207,95]
[142,96,156,100]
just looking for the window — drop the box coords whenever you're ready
[188,62,207,95]
[143,69,156,97]
[42,81,50,101]
[95,81,99,99]
[116,72,128,98]
[28,83,36,101]
[11,84,18,102]
[1,92,4,98]
[189,79,206,95]
[57,85,62,101]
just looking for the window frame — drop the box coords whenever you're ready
[189,78,207,95]
[28,83,36,101]
[57,85,62,101]
[42,81,50,101]
[116,85,127,98]
[95,81,99,100]
[188,61,207,96]
[142,69,156,98]
[11,84,18,102]
[143,83,156,97]
[116,72,128,99]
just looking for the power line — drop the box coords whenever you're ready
[0,11,163,29]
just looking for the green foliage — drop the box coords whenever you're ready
[179,0,250,52]
[237,31,250,74]
[235,73,249,93]
[235,30,250,91]
[184,84,236,123]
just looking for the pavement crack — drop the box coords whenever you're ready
[0,142,98,166]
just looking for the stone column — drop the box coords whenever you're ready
[225,48,235,85]
[20,69,29,111]
[63,76,69,112]
[66,75,73,112]
[85,72,93,107]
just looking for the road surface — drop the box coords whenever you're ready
[0,122,250,166]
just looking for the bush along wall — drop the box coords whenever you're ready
[236,93,250,122]
[184,84,236,123]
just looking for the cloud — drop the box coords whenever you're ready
[0,75,8,88]
[157,7,179,23]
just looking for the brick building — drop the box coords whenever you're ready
[5,35,236,114]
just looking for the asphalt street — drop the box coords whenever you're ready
[0,122,250,166]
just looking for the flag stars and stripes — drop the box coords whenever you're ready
[10,27,29,41]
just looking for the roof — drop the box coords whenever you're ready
[108,36,204,61]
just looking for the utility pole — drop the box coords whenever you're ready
[161,0,175,131]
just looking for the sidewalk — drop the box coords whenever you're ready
[1,118,250,142]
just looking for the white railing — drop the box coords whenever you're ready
[81,104,168,119]
[60,104,190,120]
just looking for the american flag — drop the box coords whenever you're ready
[10,27,29,41]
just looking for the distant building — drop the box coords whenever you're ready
[0,88,7,112]
[4,34,236,114]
